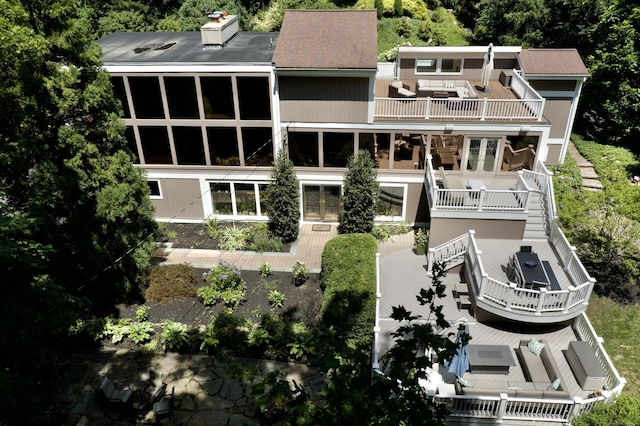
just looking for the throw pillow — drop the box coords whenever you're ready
[508,386,522,391]
[458,378,474,388]
[444,81,455,89]
[528,338,545,357]
[547,378,561,391]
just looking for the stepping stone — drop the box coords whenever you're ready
[580,167,599,179]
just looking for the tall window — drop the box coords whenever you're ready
[207,127,240,166]
[172,127,205,165]
[111,76,130,118]
[288,131,319,167]
[201,76,234,119]
[237,77,271,120]
[124,126,138,163]
[165,77,199,119]
[242,127,273,166]
[139,126,172,164]
[210,183,233,215]
[323,132,353,167]
[128,76,164,119]
[377,186,404,218]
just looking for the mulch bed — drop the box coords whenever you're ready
[117,269,322,327]
[161,222,292,253]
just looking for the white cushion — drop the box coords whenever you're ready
[528,338,545,357]
[390,81,404,88]
[444,81,455,89]
[397,87,416,97]
[417,79,430,88]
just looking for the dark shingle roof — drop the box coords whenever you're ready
[519,49,589,76]
[272,10,377,70]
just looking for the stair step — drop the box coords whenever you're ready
[582,178,603,189]
[457,295,471,310]
[454,282,469,297]
[580,167,599,179]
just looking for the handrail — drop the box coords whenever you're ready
[427,232,470,273]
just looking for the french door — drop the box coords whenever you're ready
[303,185,340,222]
[464,138,500,176]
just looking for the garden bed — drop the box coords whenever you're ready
[161,222,292,253]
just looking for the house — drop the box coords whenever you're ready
[98,9,624,424]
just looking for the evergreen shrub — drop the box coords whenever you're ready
[145,264,198,304]
[320,234,378,348]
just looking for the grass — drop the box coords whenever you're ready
[587,296,640,396]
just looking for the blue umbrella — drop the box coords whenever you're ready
[445,324,470,377]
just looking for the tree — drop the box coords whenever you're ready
[375,0,383,19]
[265,150,300,243]
[472,0,548,47]
[340,150,379,234]
[394,0,403,17]
[157,0,251,31]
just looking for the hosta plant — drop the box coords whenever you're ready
[129,321,154,344]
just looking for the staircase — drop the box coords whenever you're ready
[523,191,547,240]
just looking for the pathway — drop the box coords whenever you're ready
[567,140,603,191]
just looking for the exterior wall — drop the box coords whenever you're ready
[150,178,205,220]
[543,99,573,139]
[398,57,518,81]
[546,144,563,165]
[278,76,370,123]
[428,218,525,247]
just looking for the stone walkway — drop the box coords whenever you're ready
[567,140,603,191]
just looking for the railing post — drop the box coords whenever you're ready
[536,287,547,315]
[505,283,517,309]
[568,397,583,422]
[480,98,488,120]
[564,286,576,313]
[425,97,431,119]
[583,277,596,306]
[477,186,486,211]
[496,393,508,422]
[427,248,435,276]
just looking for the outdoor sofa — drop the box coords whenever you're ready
[416,80,477,99]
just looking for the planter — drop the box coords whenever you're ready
[416,244,426,256]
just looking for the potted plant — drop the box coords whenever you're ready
[415,228,429,255]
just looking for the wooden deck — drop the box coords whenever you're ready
[375,80,518,100]
[377,248,593,402]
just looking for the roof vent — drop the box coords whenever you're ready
[201,12,238,47]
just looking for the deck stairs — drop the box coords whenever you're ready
[522,190,547,240]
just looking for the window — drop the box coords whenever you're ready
[207,127,240,166]
[323,132,353,167]
[128,76,164,119]
[377,186,404,218]
[416,59,437,73]
[416,58,463,74]
[111,76,130,118]
[165,77,199,119]
[201,76,234,119]
[209,182,268,217]
[237,77,271,120]
[124,126,139,163]
[288,131,319,167]
[147,180,162,199]
[172,127,205,165]
[139,126,172,164]
[242,127,273,166]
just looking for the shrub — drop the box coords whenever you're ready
[135,305,149,322]
[161,320,188,351]
[265,150,300,243]
[260,261,272,278]
[205,217,221,240]
[199,260,247,309]
[417,21,431,41]
[340,150,379,234]
[219,225,246,251]
[146,264,198,304]
[268,290,286,309]
[103,318,132,344]
[320,234,378,348]
[292,260,308,286]
[396,17,411,38]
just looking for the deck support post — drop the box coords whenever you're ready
[536,287,547,315]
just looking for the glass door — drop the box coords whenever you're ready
[303,185,340,222]
[464,138,500,176]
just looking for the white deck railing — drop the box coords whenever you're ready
[376,62,397,79]
[424,156,530,212]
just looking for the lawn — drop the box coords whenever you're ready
[587,295,640,396]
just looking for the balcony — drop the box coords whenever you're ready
[373,69,545,122]
[373,249,625,424]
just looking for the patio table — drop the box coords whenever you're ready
[468,345,516,374]
[514,251,549,288]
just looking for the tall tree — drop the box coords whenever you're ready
[265,150,300,243]
[340,150,379,234]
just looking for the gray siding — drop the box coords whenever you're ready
[543,99,573,139]
[398,57,517,81]
[429,218,525,247]
[152,178,204,219]
[278,76,369,123]
[546,144,563,165]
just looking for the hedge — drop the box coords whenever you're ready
[320,234,378,348]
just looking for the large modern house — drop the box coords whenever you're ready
[98,9,625,424]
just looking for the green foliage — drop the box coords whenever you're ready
[268,290,286,309]
[198,259,247,309]
[157,0,251,31]
[128,321,154,344]
[375,0,384,18]
[260,261,271,278]
[205,217,221,240]
[394,0,403,17]
[371,222,411,241]
[340,150,380,234]
[136,305,149,322]
[96,10,151,37]
[417,20,432,41]
[292,260,309,286]
[219,224,247,251]
[573,394,640,425]
[161,320,188,351]
[266,150,300,243]
[250,0,337,31]
[321,234,378,348]
[396,17,412,37]
[473,0,547,47]
[104,318,132,344]
[414,228,429,245]
[145,264,198,304]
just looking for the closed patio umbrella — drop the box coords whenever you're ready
[445,324,470,378]
[480,43,494,93]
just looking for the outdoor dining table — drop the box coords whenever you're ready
[514,251,549,288]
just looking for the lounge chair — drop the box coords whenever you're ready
[153,386,174,421]
[100,377,133,404]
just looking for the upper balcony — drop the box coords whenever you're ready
[374,65,545,122]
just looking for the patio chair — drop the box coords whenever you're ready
[134,369,167,411]
[100,377,133,404]
[153,386,174,421]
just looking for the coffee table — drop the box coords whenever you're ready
[468,345,516,374]
[432,91,449,98]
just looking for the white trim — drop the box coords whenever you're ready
[102,65,274,73]
[376,183,407,222]
[399,46,522,54]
